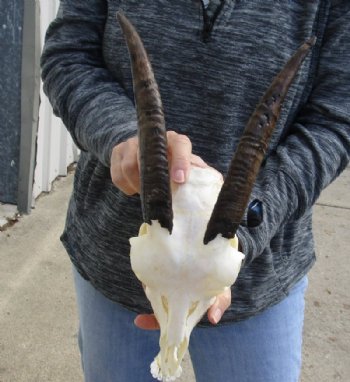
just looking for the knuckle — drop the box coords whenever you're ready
[220,293,232,308]
[111,171,124,187]
[225,296,232,308]
[172,157,189,169]
[176,134,191,147]
[116,141,127,153]
[112,176,134,195]
[111,146,123,163]
[128,136,139,147]
[167,131,191,146]
[167,132,192,155]
[121,156,138,174]
[114,137,138,158]
[225,295,232,306]
[167,130,177,139]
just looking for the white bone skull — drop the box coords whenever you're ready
[130,166,244,381]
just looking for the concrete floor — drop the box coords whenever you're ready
[0,167,349,382]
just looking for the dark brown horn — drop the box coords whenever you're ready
[204,37,316,245]
[117,11,173,233]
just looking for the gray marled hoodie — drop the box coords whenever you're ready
[41,0,350,325]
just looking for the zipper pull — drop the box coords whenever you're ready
[202,22,213,42]
[201,0,225,42]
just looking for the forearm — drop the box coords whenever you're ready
[238,1,350,263]
[41,0,137,167]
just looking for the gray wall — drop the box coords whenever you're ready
[0,0,24,204]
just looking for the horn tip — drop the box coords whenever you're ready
[116,10,126,24]
[203,234,214,246]
[204,219,238,245]
[203,227,220,245]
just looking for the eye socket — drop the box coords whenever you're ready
[161,295,169,314]
[187,301,199,319]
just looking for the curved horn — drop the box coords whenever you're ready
[117,12,173,233]
[204,37,316,244]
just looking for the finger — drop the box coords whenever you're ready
[110,146,127,190]
[112,156,138,195]
[167,131,192,183]
[207,288,232,325]
[112,163,138,195]
[110,138,140,195]
[120,143,140,194]
[190,154,208,168]
[134,314,160,330]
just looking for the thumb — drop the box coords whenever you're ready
[207,288,232,325]
[134,314,160,330]
[167,131,192,183]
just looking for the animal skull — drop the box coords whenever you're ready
[130,166,244,380]
[117,11,315,381]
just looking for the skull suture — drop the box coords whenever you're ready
[130,167,244,380]
[117,11,315,382]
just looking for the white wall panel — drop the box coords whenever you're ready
[33,0,78,200]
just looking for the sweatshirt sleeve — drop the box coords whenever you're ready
[237,1,350,264]
[40,0,137,167]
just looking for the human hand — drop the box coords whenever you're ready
[110,131,206,195]
[134,287,232,330]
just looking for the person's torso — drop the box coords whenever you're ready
[101,0,324,173]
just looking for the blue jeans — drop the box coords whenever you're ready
[73,268,307,382]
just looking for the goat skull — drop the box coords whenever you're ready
[117,11,315,381]
[130,166,244,380]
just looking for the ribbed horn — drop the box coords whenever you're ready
[117,11,173,233]
[204,37,316,245]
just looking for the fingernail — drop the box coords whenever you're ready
[212,308,222,324]
[173,169,185,183]
[134,316,140,326]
